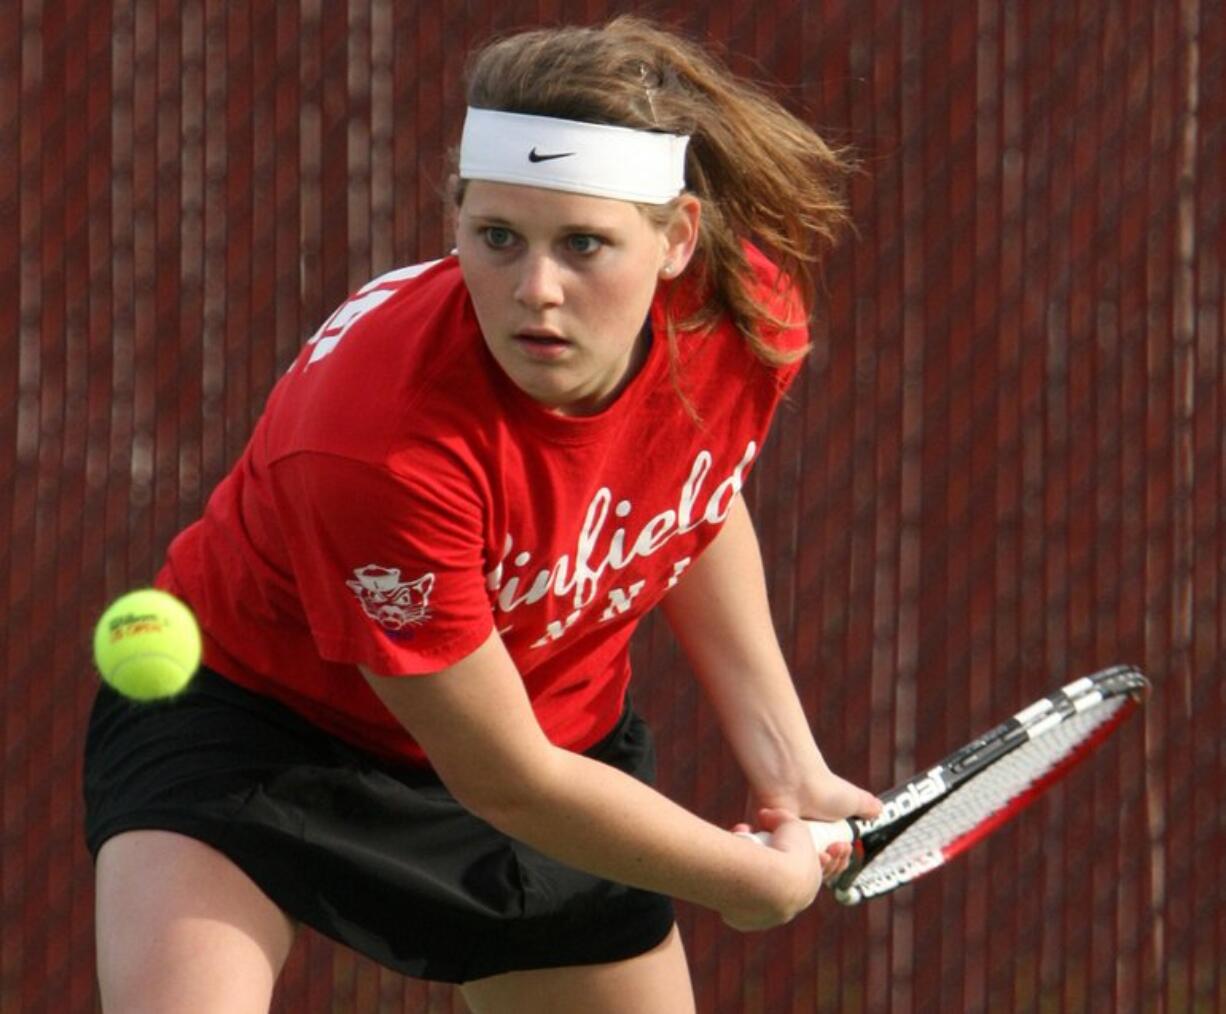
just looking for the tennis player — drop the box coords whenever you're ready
[85,17,880,1013]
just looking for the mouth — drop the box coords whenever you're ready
[512,329,572,358]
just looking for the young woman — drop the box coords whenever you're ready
[85,17,880,1013]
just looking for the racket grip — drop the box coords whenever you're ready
[745,819,855,851]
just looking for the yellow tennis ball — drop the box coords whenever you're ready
[93,589,202,700]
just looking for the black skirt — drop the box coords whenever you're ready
[82,666,675,984]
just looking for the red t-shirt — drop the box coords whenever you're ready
[160,249,805,765]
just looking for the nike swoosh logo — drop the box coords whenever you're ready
[528,148,576,163]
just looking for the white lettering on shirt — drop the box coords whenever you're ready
[487,441,757,646]
[293,261,442,369]
[600,580,647,621]
[666,558,692,589]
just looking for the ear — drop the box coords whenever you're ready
[658,194,702,279]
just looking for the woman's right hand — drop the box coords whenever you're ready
[720,808,828,931]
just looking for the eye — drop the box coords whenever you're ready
[482,226,518,250]
[565,234,604,256]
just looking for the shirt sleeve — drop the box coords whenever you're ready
[268,449,494,676]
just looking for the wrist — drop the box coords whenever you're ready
[721,824,820,930]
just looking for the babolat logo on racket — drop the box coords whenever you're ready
[858,767,948,833]
[844,849,944,902]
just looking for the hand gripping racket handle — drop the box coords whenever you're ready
[746,819,856,851]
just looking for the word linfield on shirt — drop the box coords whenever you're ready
[487,441,758,647]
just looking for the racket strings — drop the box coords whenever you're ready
[854,697,1128,890]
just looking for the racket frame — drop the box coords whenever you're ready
[762,665,1149,904]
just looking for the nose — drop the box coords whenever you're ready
[514,253,564,310]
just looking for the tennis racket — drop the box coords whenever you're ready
[755,664,1149,904]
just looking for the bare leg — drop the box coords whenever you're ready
[460,924,695,1014]
[95,830,296,1014]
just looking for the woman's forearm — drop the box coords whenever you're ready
[662,496,879,826]
[661,495,826,801]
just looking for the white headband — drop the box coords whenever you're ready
[459,107,689,204]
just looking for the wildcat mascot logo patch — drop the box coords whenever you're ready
[347,565,435,631]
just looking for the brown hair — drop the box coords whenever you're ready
[459,16,855,368]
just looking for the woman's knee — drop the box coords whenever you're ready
[95,830,295,1014]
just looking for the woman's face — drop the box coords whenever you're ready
[456,182,698,416]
